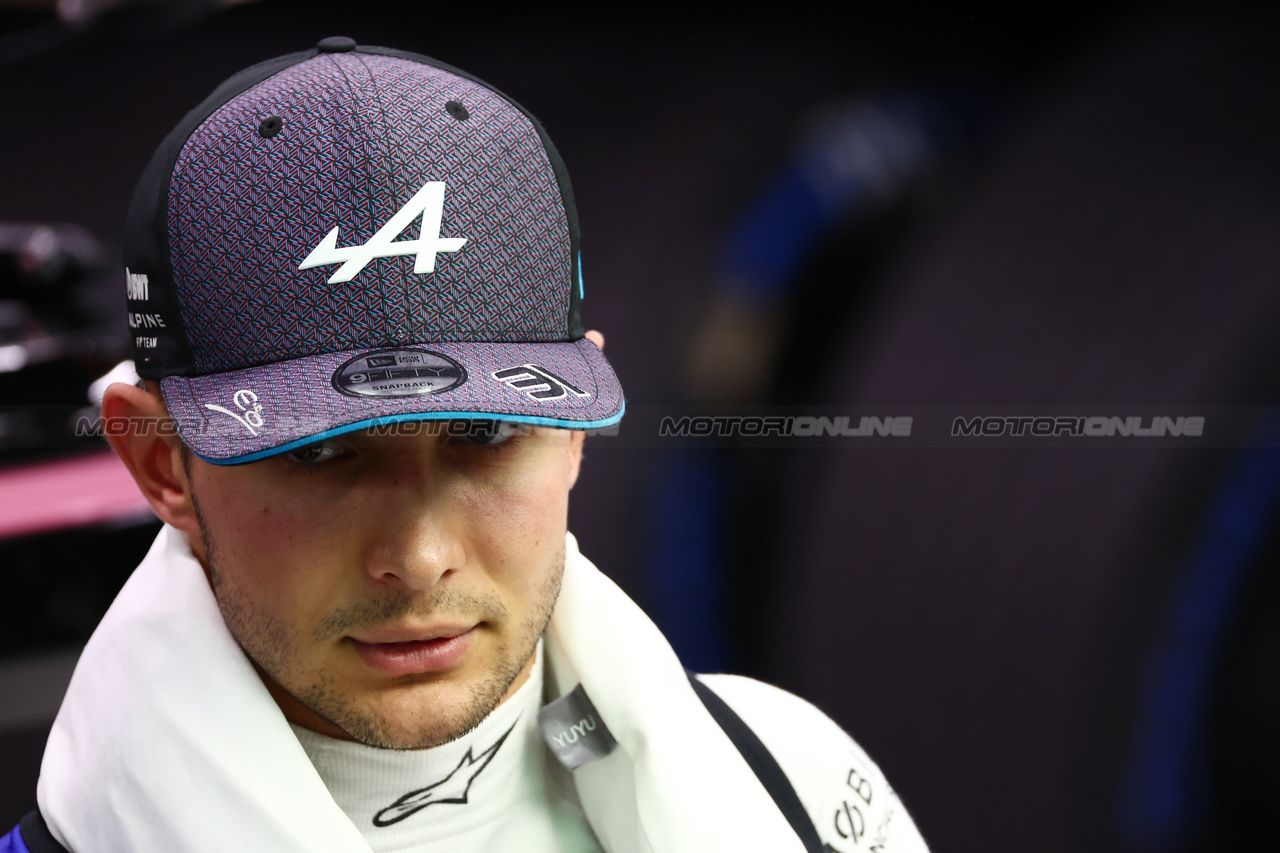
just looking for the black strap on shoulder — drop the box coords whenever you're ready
[687,672,827,853]
[18,811,70,853]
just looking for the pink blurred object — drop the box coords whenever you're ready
[0,451,153,541]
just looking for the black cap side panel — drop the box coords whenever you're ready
[356,45,585,340]
[123,49,317,380]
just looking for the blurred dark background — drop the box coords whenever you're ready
[2,2,1279,851]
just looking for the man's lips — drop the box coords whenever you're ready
[348,625,477,676]
[352,623,475,645]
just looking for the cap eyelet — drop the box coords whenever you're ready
[258,116,284,139]
[445,100,470,121]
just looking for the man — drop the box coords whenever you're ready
[2,39,928,853]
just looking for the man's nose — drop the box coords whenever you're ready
[360,460,466,591]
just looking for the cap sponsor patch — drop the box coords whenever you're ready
[492,363,590,401]
[331,348,466,398]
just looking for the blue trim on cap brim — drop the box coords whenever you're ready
[195,402,626,466]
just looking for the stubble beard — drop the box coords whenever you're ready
[189,484,563,750]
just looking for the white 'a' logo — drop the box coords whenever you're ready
[298,181,467,284]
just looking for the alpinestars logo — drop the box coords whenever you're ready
[299,181,467,284]
[372,721,516,827]
[492,365,591,400]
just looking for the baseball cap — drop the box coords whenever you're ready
[122,36,624,464]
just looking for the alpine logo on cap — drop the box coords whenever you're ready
[299,181,467,284]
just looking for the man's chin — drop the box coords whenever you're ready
[306,673,512,750]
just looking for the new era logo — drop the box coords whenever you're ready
[492,365,590,401]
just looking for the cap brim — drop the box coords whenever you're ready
[161,339,623,464]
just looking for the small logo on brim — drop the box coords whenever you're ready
[332,348,466,398]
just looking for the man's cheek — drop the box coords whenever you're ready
[206,499,332,605]
[483,491,566,557]
[464,469,562,528]
[225,486,349,558]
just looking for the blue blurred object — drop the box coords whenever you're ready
[643,448,730,672]
[645,88,980,671]
[0,822,29,853]
[719,92,965,306]
[1119,414,1280,849]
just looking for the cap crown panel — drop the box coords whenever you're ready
[166,53,572,375]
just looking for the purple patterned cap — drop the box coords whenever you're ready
[122,38,623,464]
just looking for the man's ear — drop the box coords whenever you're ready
[567,328,604,489]
[567,429,586,489]
[101,383,201,541]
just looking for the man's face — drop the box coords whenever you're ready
[181,421,582,750]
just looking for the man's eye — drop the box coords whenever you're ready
[457,421,531,447]
[285,442,341,465]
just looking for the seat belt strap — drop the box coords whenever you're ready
[687,672,827,853]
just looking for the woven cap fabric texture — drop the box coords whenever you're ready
[135,48,579,378]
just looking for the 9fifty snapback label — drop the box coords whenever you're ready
[332,348,466,398]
